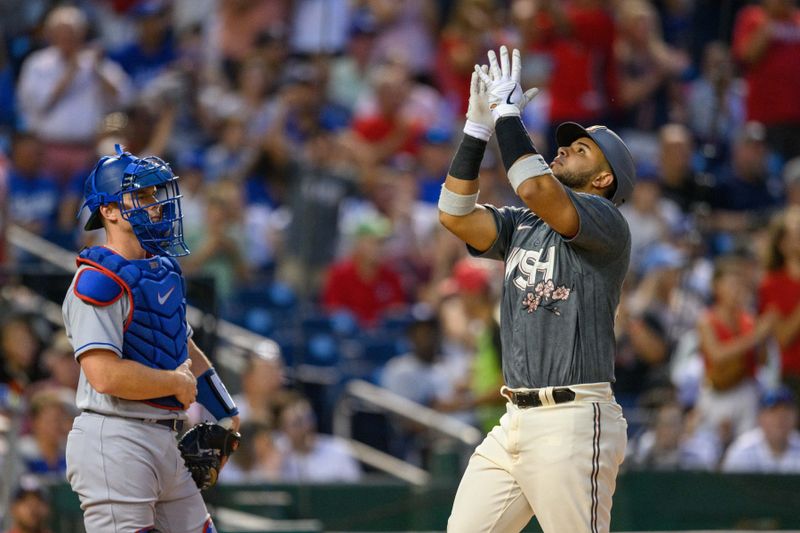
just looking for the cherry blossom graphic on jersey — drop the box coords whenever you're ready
[522,279,571,316]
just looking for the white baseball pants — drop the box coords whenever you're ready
[447,382,627,533]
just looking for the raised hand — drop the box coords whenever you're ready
[464,66,494,141]
[475,46,539,122]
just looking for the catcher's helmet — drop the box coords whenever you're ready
[79,145,189,257]
[556,122,636,206]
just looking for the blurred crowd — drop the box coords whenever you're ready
[2,0,800,516]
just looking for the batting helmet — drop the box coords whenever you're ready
[78,145,189,257]
[555,123,636,206]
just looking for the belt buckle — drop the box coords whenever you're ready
[554,387,576,404]
[514,391,538,409]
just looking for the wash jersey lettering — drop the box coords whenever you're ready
[471,189,630,388]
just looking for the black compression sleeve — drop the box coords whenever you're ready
[495,116,537,171]
[448,133,487,181]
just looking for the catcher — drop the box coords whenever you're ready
[63,146,240,532]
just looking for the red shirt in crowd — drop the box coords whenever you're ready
[526,5,616,123]
[322,259,406,327]
[702,308,758,390]
[759,270,800,377]
[733,5,800,125]
[351,115,425,158]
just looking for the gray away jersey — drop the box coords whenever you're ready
[471,189,631,388]
[62,265,191,420]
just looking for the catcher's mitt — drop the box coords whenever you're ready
[178,422,241,490]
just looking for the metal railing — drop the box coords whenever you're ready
[333,380,483,485]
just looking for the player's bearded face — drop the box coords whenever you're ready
[552,166,596,189]
[551,137,608,191]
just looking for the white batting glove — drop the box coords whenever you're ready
[475,46,540,123]
[463,66,493,141]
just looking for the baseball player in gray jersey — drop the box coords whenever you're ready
[439,47,633,533]
[62,146,240,532]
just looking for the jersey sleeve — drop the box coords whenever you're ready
[467,205,527,261]
[564,190,630,258]
[63,269,127,360]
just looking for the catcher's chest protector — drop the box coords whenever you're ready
[77,246,188,407]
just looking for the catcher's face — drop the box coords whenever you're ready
[102,185,164,231]
[121,186,163,223]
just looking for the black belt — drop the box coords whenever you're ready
[510,387,576,408]
[83,410,185,432]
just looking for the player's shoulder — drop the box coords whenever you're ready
[572,190,628,223]
[72,266,124,307]
[493,204,532,226]
[571,189,616,209]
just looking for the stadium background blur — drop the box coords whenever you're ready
[1,0,800,531]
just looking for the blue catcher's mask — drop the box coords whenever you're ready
[78,145,190,257]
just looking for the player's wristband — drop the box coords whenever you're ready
[448,133,487,181]
[495,116,537,171]
[463,119,492,142]
[196,368,239,420]
[438,184,479,216]
[491,103,521,123]
[507,154,553,193]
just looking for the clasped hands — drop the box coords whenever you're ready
[464,46,539,141]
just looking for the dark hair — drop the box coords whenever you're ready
[12,486,48,503]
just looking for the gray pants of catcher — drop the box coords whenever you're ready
[66,412,211,532]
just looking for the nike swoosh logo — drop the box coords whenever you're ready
[506,91,515,105]
[517,225,533,230]
[157,286,175,305]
